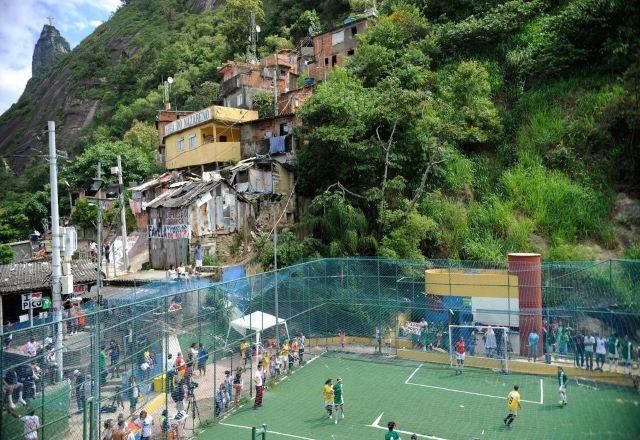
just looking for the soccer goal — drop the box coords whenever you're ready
[448,324,512,374]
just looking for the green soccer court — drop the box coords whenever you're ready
[198,352,640,440]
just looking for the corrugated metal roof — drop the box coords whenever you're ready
[146,180,222,209]
[0,260,99,294]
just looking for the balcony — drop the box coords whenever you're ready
[220,75,243,96]
[166,142,241,170]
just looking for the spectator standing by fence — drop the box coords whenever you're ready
[621,335,634,374]
[4,321,13,348]
[197,343,208,376]
[485,327,497,358]
[584,333,595,370]
[74,370,86,411]
[298,333,306,365]
[254,363,264,409]
[573,330,585,368]
[608,334,620,371]
[109,340,120,378]
[595,334,607,371]
[129,376,140,412]
[172,379,185,412]
[528,330,539,362]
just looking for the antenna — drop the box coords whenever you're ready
[46,16,54,26]
[164,77,173,110]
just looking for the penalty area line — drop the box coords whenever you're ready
[405,363,423,384]
[367,412,449,440]
[219,422,318,440]
[406,381,542,405]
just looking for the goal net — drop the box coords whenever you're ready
[448,324,512,374]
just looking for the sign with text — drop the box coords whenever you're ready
[164,107,212,136]
[21,292,43,310]
[402,321,424,336]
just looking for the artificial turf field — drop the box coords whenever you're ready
[199,352,640,440]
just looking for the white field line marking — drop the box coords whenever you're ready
[367,412,449,440]
[219,421,318,440]
[406,380,543,405]
[405,363,423,384]
[539,378,544,404]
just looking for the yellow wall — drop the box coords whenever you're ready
[164,106,258,170]
[425,269,519,298]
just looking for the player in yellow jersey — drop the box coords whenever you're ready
[504,385,521,427]
[323,378,334,419]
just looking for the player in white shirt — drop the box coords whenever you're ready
[595,335,607,371]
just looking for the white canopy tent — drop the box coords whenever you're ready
[226,311,289,352]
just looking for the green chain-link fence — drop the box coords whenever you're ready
[1,257,639,439]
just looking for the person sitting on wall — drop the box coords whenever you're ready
[166,264,178,280]
[177,262,187,279]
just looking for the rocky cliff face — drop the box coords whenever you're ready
[31,25,70,79]
[186,0,220,13]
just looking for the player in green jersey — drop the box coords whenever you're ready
[385,421,401,440]
[333,377,344,424]
[558,366,568,406]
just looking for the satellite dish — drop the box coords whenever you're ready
[255,25,261,33]
[167,76,174,84]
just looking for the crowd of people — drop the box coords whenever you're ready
[213,332,307,417]
[525,319,639,374]
[165,262,200,282]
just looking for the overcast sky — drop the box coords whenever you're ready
[0,0,121,115]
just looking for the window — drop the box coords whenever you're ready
[324,57,329,66]
[294,98,299,108]
[331,31,344,46]
[237,93,244,107]
[177,137,184,151]
[219,135,228,142]
[347,49,355,56]
[189,134,196,149]
[350,26,358,37]
[331,55,337,66]
[280,123,289,135]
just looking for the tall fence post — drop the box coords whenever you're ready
[88,397,95,440]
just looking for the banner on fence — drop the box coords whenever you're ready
[402,321,423,336]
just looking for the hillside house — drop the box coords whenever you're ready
[218,50,299,110]
[163,105,258,171]
[145,178,249,268]
[156,109,193,164]
[306,18,370,81]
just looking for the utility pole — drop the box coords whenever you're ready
[116,155,129,273]
[96,163,103,300]
[272,202,279,348]
[93,162,103,439]
[48,120,64,381]
[250,12,257,63]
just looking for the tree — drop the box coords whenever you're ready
[259,35,294,58]
[123,121,159,154]
[183,81,220,110]
[215,0,265,59]
[252,91,275,119]
[299,192,377,256]
[64,140,160,189]
[257,229,303,269]
[0,244,13,264]
[71,199,98,235]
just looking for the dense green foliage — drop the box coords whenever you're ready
[295,0,640,262]
[1,0,639,265]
